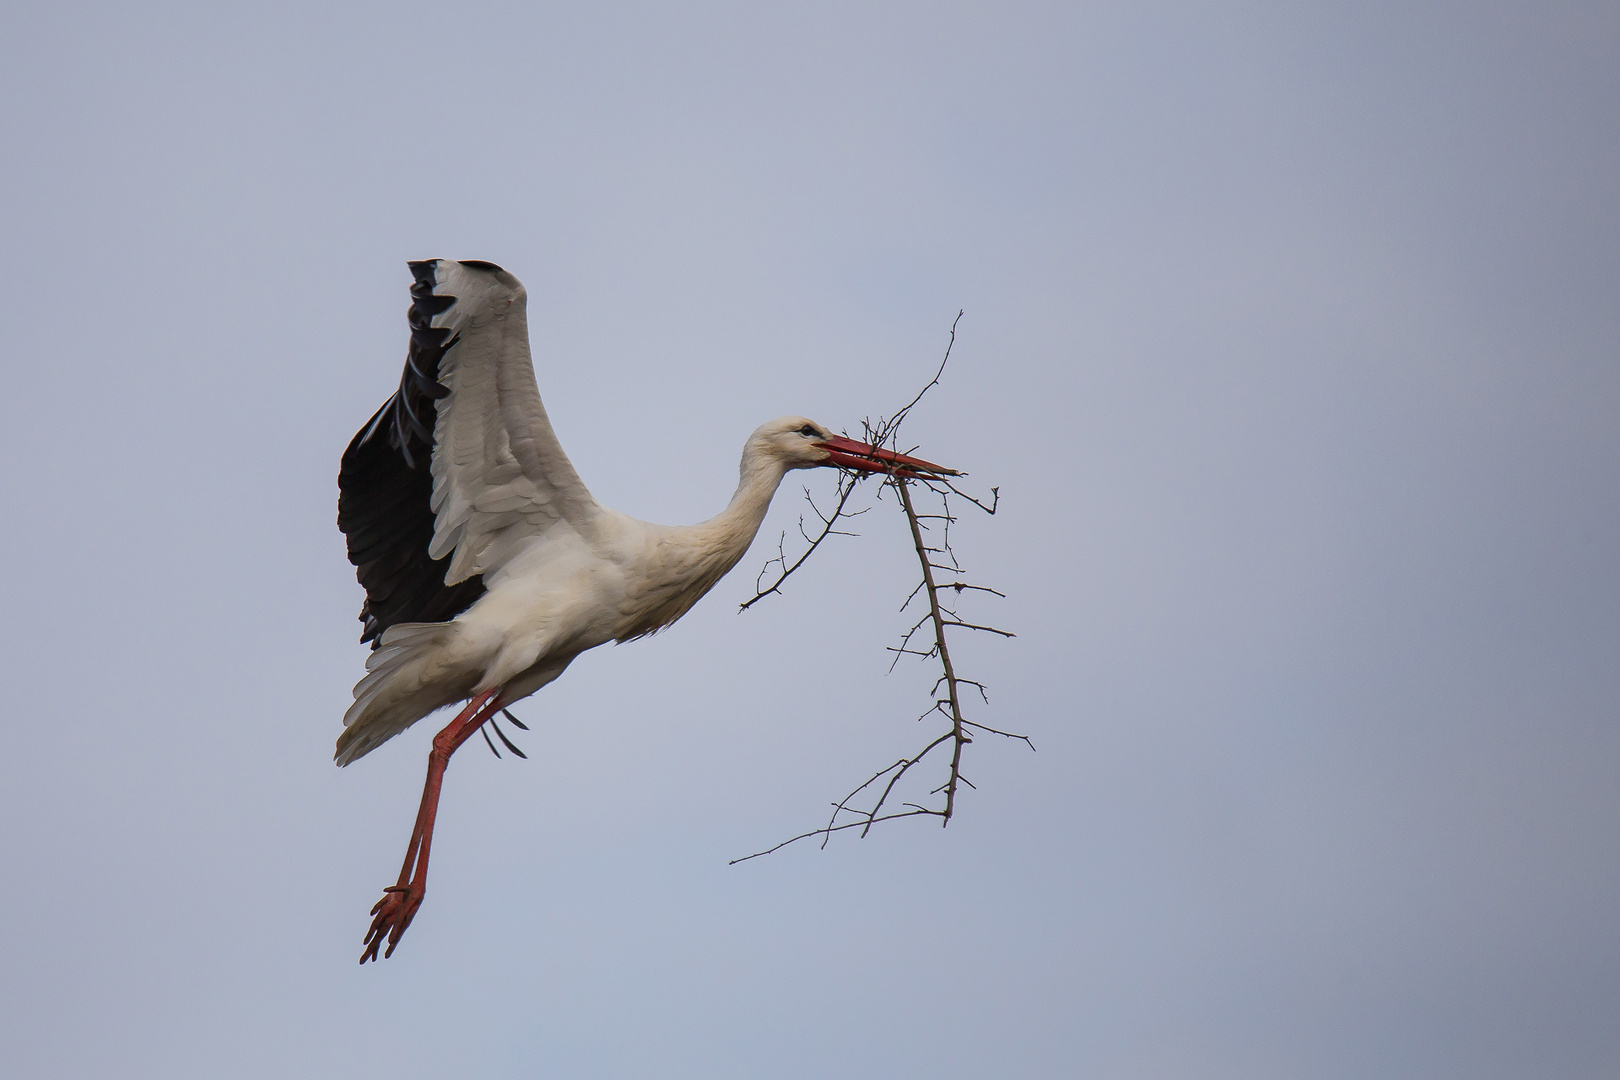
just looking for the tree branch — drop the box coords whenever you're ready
[732,310,1030,862]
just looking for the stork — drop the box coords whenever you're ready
[338,260,953,962]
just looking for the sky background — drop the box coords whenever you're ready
[3,2,1617,1077]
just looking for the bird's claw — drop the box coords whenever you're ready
[360,883,423,963]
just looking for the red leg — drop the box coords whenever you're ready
[360,688,505,963]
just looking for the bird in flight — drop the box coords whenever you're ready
[338,260,954,962]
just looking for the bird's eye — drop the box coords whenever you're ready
[797,425,819,437]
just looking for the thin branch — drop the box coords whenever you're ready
[895,478,968,822]
[884,309,963,436]
[921,479,1000,516]
[961,719,1036,749]
[740,473,862,610]
[940,620,1017,638]
[937,583,1007,598]
[730,810,941,863]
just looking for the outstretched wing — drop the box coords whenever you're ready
[338,259,596,647]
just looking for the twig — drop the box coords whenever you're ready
[730,810,940,864]
[740,473,862,611]
[895,478,968,821]
[885,309,963,436]
[732,311,1029,861]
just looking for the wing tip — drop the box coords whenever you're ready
[407,259,516,295]
[405,258,507,277]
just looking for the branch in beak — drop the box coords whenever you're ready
[814,435,959,478]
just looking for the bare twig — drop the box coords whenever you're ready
[730,810,939,863]
[740,473,862,611]
[885,309,963,435]
[940,620,1017,638]
[732,312,1030,863]
[895,478,967,820]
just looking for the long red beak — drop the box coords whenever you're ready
[814,435,959,478]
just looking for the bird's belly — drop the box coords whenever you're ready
[455,558,631,688]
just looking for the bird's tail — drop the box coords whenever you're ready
[335,622,477,766]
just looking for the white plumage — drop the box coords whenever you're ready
[337,259,951,961]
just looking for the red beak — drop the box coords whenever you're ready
[814,435,959,478]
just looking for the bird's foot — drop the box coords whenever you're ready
[360,883,423,963]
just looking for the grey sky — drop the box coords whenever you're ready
[3,2,1616,1077]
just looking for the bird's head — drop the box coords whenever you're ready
[750,416,958,478]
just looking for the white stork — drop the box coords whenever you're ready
[338,260,953,962]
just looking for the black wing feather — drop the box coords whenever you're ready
[338,260,487,648]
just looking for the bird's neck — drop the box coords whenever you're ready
[698,452,790,562]
[622,453,780,620]
[609,455,791,643]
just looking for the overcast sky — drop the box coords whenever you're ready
[3,2,1617,1077]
